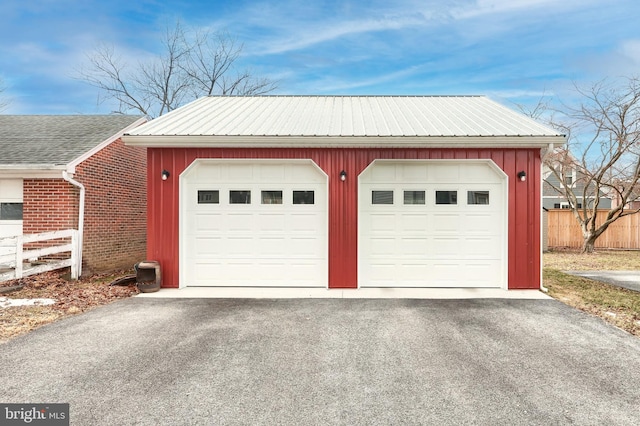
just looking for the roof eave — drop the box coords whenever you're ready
[0,165,68,179]
[123,135,566,149]
[66,116,148,173]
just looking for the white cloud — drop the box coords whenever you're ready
[237,0,605,58]
[312,65,425,93]
[453,0,596,19]
[249,14,427,55]
[619,39,640,66]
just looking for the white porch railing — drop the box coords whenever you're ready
[0,229,79,282]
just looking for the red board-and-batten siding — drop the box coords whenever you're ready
[147,147,541,290]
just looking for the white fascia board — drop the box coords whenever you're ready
[0,165,67,179]
[67,117,148,173]
[122,134,566,149]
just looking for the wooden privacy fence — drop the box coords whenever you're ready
[0,229,79,282]
[546,209,640,249]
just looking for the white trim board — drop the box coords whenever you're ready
[136,287,551,299]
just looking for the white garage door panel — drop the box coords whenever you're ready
[192,237,223,257]
[182,160,328,288]
[431,214,461,232]
[400,215,429,232]
[193,260,324,287]
[401,238,430,255]
[431,238,463,256]
[462,214,496,233]
[366,259,502,287]
[290,214,321,231]
[463,237,502,257]
[370,214,396,231]
[194,214,223,231]
[259,214,286,231]
[359,161,507,289]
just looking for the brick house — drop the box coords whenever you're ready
[0,115,147,275]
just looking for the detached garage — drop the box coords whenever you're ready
[123,96,565,292]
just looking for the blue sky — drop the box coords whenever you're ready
[0,0,638,115]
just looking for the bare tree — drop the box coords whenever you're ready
[535,77,640,252]
[77,22,277,117]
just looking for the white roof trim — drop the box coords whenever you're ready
[123,134,565,149]
[0,166,67,179]
[66,117,147,173]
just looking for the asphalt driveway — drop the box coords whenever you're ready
[564,270,640,292]
[1,298,639,425]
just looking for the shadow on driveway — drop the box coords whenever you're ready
[1,298,639,425]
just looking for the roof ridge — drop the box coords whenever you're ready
[0,114,144,117]
[205,95,485,98]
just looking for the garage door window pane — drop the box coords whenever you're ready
[372,190,393,204]
[230,191,251,204]
[435,191,457,205]
[262,190,283,204]
[404,191,425,205]
[198,190,219,204]
[293,191,314,204]
[0,202,23,220]
[467,191,489,205]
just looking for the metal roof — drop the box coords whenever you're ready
[123,96,565,148]
[127,96,563,136]
[0,115,145,166]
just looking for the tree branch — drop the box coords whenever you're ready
[75,22,277,117]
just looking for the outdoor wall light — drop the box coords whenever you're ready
[340,170,347,181]
[161,169,170,181]
[517,171,526,182]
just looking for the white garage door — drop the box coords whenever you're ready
[358,160,507,288]
[181,159,328,287]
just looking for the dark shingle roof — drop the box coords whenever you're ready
[0,115,144,166]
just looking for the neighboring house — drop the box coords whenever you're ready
[542,153,612,210]
[0,115,147,275]
[123,96,565,292]
[609,183,640,210]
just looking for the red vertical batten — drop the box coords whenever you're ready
[147,147,542,290]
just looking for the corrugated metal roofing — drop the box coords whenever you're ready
[0,115,144,166]
[126,96,563,138]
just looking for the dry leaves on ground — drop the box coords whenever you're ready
[0,270,139,344]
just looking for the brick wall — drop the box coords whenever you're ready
[23,137,147,275]
[74,138,147,274]
[23,179,78,259]
[23,180,78,232]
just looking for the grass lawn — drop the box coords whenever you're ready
[543,250,640,337]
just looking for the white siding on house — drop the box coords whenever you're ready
[0,179,23,258]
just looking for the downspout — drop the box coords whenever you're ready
[540,143,554,292]
[63,171,84,278]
